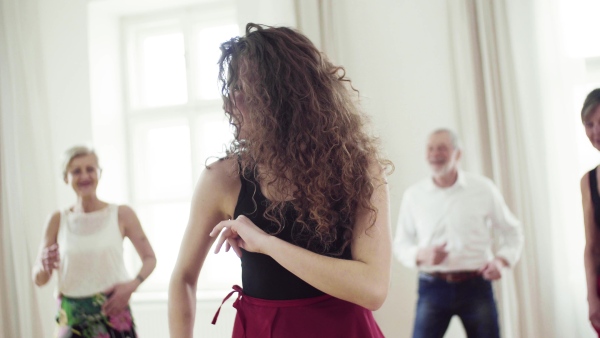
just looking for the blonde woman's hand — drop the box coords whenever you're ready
[102,281,136,317]
[41,243,60,274]
[210,215,270,258]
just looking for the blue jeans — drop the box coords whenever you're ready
[412,273,500,338]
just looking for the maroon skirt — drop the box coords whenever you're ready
[213,285,385,338]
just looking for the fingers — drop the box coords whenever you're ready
[227,238,243,258]
[480,263,501,280]
[103,299,123,317]
[101,298,113,315]
[210,220,235,237]
[213,225,241,255]
[478,263,489,273]
[214,227,234,253]
[102,288,127,316]
[213,229,228,253]
[433,242,447,252]
[42,245,60,272]
[103,285,116,297]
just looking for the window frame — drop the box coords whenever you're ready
[119,3,241,293]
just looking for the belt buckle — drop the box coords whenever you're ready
[446,273,459,283]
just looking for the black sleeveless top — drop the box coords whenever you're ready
[233,169,353,300]
[589,167,600,228]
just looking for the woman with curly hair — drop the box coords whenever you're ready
[169,23,392,338]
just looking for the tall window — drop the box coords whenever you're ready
[122,6,241,292]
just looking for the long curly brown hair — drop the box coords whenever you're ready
[218,23,392,255]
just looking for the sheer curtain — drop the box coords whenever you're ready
[0,0,56,336]
[294,0,338,62]
[448,0,552,337]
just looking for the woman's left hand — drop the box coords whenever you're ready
[102,281,136,316]
[210,215,270,257]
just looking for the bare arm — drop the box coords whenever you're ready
[32,211,61,286]
[582,173,600,329]
[264,173,390,310]
[120,205,157,286]
[101,205,157,316]
[169,159,239,337]
[211,164,392,310]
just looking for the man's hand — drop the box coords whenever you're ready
[479,257,508,280]
[416,243,448,266]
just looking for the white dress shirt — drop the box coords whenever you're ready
[393,171,524,272]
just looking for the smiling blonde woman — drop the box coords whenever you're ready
[33,145,157,338]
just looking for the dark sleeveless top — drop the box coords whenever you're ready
[233,169,353,300]
[589,167,600,228]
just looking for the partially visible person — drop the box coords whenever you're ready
[32,145,156,338]
[394,128,524,338]
[169,23,392,338]
[580,88,600,336]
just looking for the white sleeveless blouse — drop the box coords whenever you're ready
[57,204,130,297]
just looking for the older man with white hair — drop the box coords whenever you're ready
[394,128,524,338]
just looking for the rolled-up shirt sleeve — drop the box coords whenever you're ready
[487,182,524,267]
[393,190,419,268]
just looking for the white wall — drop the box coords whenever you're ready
[330,2,464,337]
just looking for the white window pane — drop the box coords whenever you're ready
[141,32,188,107]
[134,202,241,291]
[194,113,234,167]
[196,24,239,100]
[200,240,242,290]
[136,202,190,289]
[558,0,600,58]
[133,122,193,200]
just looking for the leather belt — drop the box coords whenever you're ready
[425,270,481,283]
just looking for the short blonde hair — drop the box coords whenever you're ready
[62,145,99,180]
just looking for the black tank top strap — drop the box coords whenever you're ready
[589,167,600,228]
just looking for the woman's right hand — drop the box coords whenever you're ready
[41,243,60,274]
[590,296,600,330]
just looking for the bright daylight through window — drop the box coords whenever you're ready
[120,8,241,293]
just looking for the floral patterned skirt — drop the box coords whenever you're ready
[55,293,137,338]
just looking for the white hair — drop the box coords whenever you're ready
[430,128,462,151]
[61,145,98,179]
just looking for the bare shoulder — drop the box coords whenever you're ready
[117,204,138,222]
[202,157,240,185]
[48,210,61,225]
[42,210,62,244]
[194,157,241,218]
[197,157,241,197]
[582,171,591,191]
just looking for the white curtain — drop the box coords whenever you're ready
[448,0,551,337]
[294,0,338,62]
[0,0,56,336]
